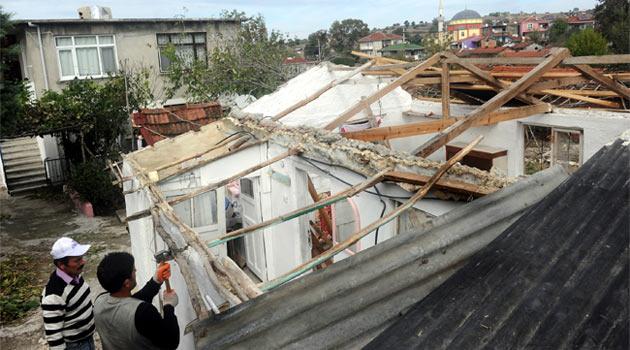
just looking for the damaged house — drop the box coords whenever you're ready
[119,49,629,348]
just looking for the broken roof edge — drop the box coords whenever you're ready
[227,110,515,194]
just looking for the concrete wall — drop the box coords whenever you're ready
[388,101,630,177]
[17,20,238,99]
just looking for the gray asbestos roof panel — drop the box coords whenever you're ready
[192,166,569,349]
[366,138,630,349]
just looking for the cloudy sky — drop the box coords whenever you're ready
[3,0,598,38]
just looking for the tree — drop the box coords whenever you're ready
[404,20,410,28]
[594,0,630,53]
[548,18,572,45]
[430,18,439,32]
[411,21,416,27]
[304,30,330,60]
[566,28,609,56]
[0,6,30,137]
[165,10,291,99]
[329,19,369,54]
[409,34,422,45]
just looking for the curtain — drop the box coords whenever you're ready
[76,47,100,76]
[58,49,74,77]
[193,191,217,227]
[100,47,116,74]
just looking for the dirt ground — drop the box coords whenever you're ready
[0,188,130,349]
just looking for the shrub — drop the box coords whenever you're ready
[68,160,122,216]
[566,28,609,56]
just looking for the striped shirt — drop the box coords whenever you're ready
[41,271,95,349]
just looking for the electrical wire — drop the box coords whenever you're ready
[299,156,413,200]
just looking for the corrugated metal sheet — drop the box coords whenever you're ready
[366,138,629,349]
[192,166,569,349]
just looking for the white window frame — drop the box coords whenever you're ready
[527,23,534,30]
[55,35,119,80]
[156,32,207,73]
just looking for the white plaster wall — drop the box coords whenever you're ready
[388,101,630,176]
[122,162,196,350]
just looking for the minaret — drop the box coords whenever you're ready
[438,0,445,44]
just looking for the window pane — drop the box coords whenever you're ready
[193,191,217,227]
[172,200,192,227]
[176,46,195,64]
[58,50,74,76]
[75,36,97,45]
[172,33,193,44]
[194,33,206,43]
[76,47,100,75]
[241,178,254,198]
[159,48,171,71]
[99,35,114,44]
[56,37,72,47]
[157,34,170,45]
[100,47,116,74]
[195,45,207,63]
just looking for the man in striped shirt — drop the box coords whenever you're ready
[41,237,95,349]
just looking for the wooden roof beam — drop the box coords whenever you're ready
[324,53,443,131]
[571,64,630,100]
[413,48,570,158]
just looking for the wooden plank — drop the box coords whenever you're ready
[168,149,298,206]
[154,133,245,172]
[441,62,450,119]
[324,53,442,131]
[405,75,480,85]
[452,86,619,97]
[539,90,620,108]
[444,54,630,65]
[383,171,491,197]
[273,60,375,121]
[527,76,588,92]
[413,48,569,158]
[445,52,543,105]
[342,104,551,142]
[572,64,630,100]
[261,136,484,291]
[307,175,333,236]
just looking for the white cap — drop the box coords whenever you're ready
[51,237,90,259]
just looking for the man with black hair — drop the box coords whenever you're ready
[41,237,95,349]
[93,251,179,350]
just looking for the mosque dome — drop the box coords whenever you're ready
[451,9,482,21]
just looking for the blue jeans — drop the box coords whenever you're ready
[66,336,95,350]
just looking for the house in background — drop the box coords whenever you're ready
[519,16,550,40]
[380,43,423,60]
[358,32,403,57]
[0,7,239,194]
[566,14,595,30]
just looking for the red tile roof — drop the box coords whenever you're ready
[456,47,506,57]
[359,32,403,43]
[501,48,550,57]
[132,102,222,146]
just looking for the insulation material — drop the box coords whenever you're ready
[243,63,410,128]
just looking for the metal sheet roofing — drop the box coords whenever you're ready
[366,137,630,349]
[191,166,569,349]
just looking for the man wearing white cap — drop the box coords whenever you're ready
[41,237,95,349]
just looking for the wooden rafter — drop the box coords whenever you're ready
[342,104,551,142]
[444,52,544,105]
[571,64,630,100]
[441,61,450,119]
[324,53,442,130]
[413,48,570,158]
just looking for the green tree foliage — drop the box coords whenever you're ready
[566,28,609,56]
[164,10,290,99]
[68,159,122,215]
[594,0,630,53]
[329,19,369,54]
[404,20,410,28]
[409,34,423,45]
[20,78,132,157]
[304,30,330,60]
[0,6,30,137]
[548,18,573,45]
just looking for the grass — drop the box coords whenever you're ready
[0,254,41,324]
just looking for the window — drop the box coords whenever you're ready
[157,32,207,72]
[170,190,218,228]
[55,35,117,79]
[240,178,254,198]
[523,124,583,175]
[527,23,534,30]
